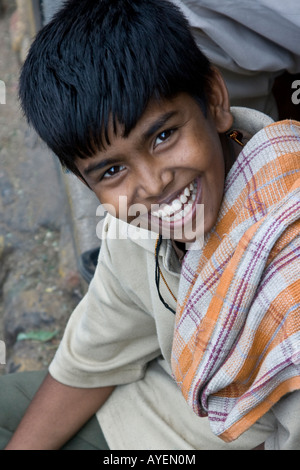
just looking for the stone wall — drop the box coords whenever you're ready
[9,0,41,63]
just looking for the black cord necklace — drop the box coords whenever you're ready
[155,235,176,315]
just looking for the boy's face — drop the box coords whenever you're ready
[76,78,233,242]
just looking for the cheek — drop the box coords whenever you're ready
[185,120,223,168]
[95,189,120,219]
[207,151,225,202]
[100,192,139,224]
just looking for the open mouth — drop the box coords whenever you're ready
[150,179,199,223]
[133,177,203,242]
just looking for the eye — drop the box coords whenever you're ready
[154,129,175,147]
[103,165,126,179]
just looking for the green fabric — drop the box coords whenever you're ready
[0,370,109,450]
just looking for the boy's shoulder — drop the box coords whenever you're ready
[230,106,274,135]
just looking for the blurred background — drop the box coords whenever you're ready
[0,0,100,375]
[0,0,299,376]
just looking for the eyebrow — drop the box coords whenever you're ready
[83,157,120,176]
[141,110,178,141]
[83,110,178,177]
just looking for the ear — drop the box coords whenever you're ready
[207,67,233,133]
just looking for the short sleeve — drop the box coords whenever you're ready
[49,226,161,388]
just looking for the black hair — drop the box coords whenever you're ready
[19,0,213,177]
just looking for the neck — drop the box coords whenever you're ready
[221,129,252,177]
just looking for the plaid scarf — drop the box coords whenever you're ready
[171,120,300,442]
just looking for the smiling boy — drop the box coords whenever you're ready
[77,90,229,243]
[1,0,300,450]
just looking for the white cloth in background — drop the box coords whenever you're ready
[172,0,300,117]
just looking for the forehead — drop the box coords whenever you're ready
[109,93,202,141]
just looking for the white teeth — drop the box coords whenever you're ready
[172,199,182,211]
[173,211,182,221]
[164,205,173,216]
[180,195,188,204]
[184,187,190,197]
[151,180,198,221]
[183,205,191,216]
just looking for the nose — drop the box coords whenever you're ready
[135,162,174,201]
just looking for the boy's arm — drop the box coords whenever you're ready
[5,372,114,450]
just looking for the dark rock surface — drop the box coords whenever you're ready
[0,1,84,375]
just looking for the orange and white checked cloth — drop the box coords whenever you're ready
[171,120,300,442]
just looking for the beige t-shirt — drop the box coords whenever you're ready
[49,108,300,450]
